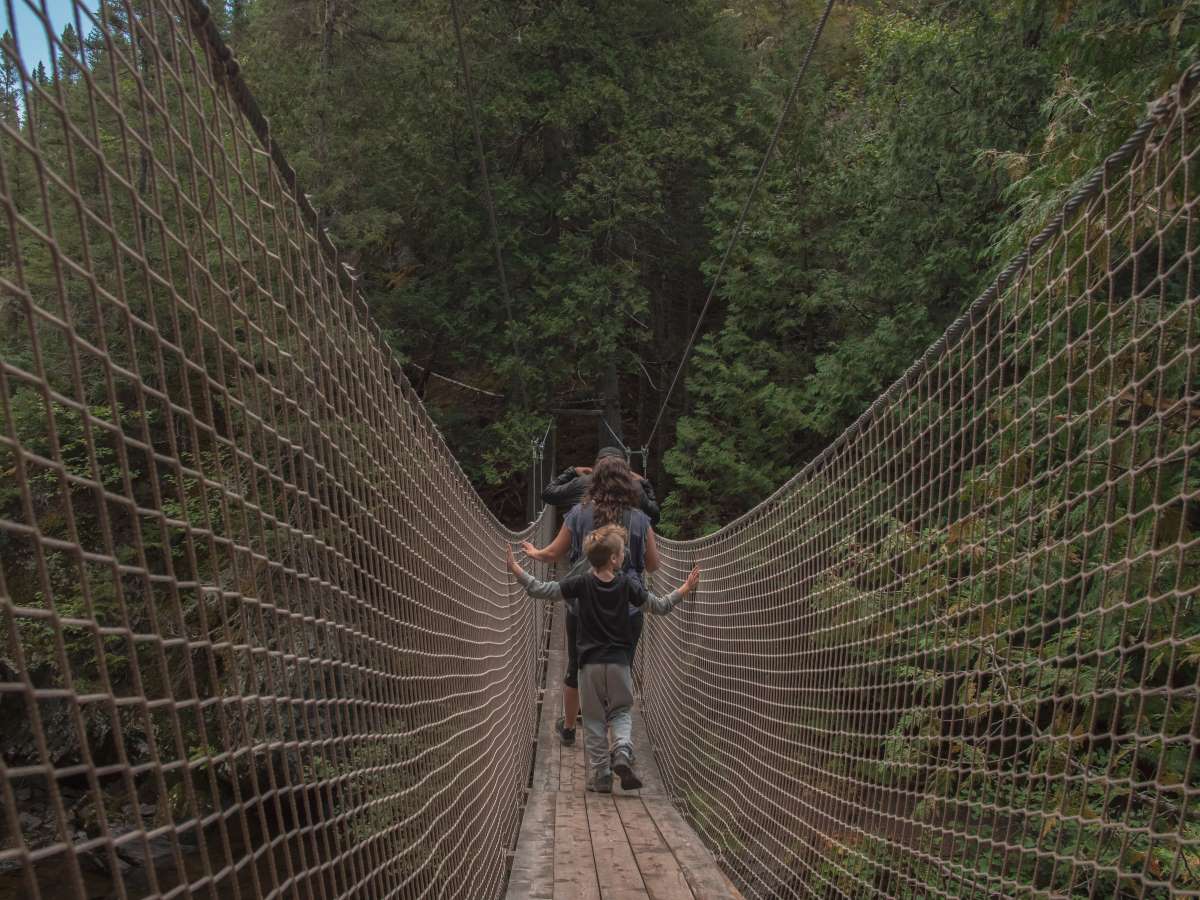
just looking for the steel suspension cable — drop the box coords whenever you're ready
[645,0,837,448]
[449,0,528,406]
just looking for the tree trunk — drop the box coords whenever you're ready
[599,358,623,453]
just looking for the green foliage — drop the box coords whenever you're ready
[237,0,747,488]
[663,0,1198,537]
[990,0,1200,260]
[752,195,1200,894]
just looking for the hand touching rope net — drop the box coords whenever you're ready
[640,68,1200,899]
[0,2,553,898]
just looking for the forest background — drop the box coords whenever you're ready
[5,2,1199,529]
[2,2,1199,895]
[213,0,1197,534]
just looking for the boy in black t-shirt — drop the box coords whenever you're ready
[507,524,700,793]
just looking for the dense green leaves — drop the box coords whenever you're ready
[663,0,1199,537]
[229,1,1200,531]
[237,0,746,495]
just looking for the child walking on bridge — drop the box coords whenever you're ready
[507,525,700,793]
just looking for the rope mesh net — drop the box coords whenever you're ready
[3,1,1200,899]
[0,1,554,897]
[640,68,1200,898]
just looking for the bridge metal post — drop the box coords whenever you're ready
[527,440,540,524]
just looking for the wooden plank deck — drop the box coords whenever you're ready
[506,606,744,900]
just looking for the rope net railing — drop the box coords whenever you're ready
[641,69,1200,898]
[0,2,555,898]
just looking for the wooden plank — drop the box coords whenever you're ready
[554,787,601,900]
[507,790,556,899]
[542,719,561,793]
[538,690,562,792]
[585,792,650,898]
[536,606,566,793]
[613,795,695,900]
[508,604,737,900]
[508,603,564,899]
[624,698,666,797]
[613,796,669,854]
[642,799,744,900]
[563,717,587,794]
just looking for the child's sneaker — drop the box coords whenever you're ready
[611,749,642,790]
[587,772,613,794]
[555,717,576,746]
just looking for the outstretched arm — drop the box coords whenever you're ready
[644,529,661,574]
[635,566,700,615]
[521,524,571,563]
[506,546,564,600]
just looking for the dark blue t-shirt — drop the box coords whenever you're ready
[560,571,652,666]
[564,503,649,579]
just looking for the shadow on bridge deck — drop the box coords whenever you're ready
[506,606,743,900]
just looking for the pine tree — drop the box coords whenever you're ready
[0,31,19,128]
[56,23,81,83]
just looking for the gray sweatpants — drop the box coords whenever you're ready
[578,662,635,777]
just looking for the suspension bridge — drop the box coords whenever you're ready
[0,1,1197,898]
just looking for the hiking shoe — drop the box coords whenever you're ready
[587,773,613,794]
[555,717,576,746]
[611,749,642,790]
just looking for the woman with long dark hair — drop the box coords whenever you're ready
[521,455,659,747]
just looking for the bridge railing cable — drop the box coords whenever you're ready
[0,2,553,898]
[645,0,837,451]
[640,65,1200,899]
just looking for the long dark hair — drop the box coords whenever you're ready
[584,456,640,526]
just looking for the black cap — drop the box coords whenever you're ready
[596,446,626,461]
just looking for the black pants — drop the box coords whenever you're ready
[564,608,644,689]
